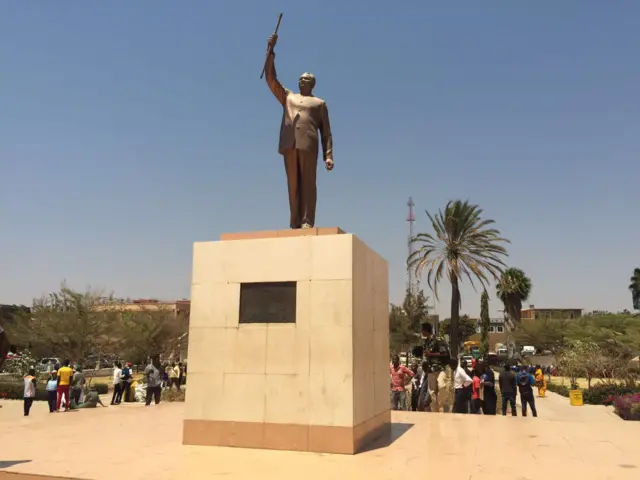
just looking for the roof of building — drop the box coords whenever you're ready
[520,307,582,311]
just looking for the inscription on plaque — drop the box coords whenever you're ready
[239,281,297,324]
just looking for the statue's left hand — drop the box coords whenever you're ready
[325,158,334,171]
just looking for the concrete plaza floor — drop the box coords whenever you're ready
[0,392,638,480]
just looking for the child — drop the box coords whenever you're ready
[46,371,58,413]
[23,368,37,416]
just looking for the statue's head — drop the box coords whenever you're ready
[298,72,316,95]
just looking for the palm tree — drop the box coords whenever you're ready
[496,268,533,330]
[496,268,533,358]
[630,268,640,311]
[408,200,509,359]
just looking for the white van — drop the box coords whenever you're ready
[521,346,536,356]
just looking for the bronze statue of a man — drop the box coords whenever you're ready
[264,34,334,229]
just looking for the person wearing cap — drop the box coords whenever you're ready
[46,370,58,413]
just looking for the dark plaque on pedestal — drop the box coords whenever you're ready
[239,281,297,324]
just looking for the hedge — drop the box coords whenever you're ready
[583,384,640,405]
[547,382,640,405]
[0,381,108,400]
[547,383,570,397]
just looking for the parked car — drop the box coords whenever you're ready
[460,354,474,367]
[39,357,61,372]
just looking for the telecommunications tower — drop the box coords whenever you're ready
[406,197,416,294]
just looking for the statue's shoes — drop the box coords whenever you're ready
[301,223,312,229]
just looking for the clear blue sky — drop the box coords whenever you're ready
[2,1,638,317]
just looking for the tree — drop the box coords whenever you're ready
[388,289,430,362]
[408,200,509,359]
[514,317,572,354]
[7,284,119,361]
[402,288,430,333]
[630,268,640,311]
[480,290,490,358]
[496,267,532,357]
[4,284,190,366]
[557,341,598,389]
[496,267,532,331]
[441,315,478,350]
[117,307,189,364]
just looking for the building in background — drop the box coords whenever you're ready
[521,305,582,321]
[95,298,190,318]
[467,317,507,352]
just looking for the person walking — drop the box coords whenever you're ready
[45,371,58,413]
[56,360,73,412]
[144,355,163,406]
[23,368,37,416]
[517,366,538,417]
[452,359,473,414]
[498,363,517,416]
[534,365,547,398]
[111,362,123,405]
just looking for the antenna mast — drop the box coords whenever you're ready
[406,197,416,294]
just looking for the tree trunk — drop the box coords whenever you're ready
[450,276,461,360]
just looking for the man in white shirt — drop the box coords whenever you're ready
[451,358,473,414]
[111,362,123,405]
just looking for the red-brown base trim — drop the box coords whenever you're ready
[183,410,391,455]
[0,473,86,480]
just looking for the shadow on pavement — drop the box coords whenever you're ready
[0,460,32,469]
[359,422,414,453]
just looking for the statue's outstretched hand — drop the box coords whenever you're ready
[268,34,278,49]
[325,159,334,171]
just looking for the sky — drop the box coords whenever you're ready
[1,1,638,318]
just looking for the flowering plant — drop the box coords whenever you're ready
[1,350,38,379]
[612,393,640,421]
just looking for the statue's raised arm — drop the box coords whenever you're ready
[261,25,335,230]
[264,35,289,105]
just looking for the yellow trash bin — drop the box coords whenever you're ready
[569,389,583,406]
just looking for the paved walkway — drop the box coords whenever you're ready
[0,396,638,480]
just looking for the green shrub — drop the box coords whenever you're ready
[547,383,570,397]
[0,381,48,401]
[582,384,640,405]
[0,381,109,400]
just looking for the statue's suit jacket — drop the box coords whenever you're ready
[265,53,333,161]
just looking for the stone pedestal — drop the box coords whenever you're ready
[182,227,390,454]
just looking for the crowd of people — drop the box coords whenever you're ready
[22,355,185,416]
[390,322,548,417]
[391,356,547,417]
[22,359,106,416]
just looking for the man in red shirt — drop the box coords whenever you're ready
[390,354,414,411]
